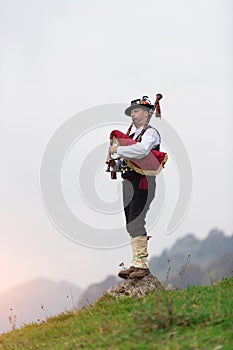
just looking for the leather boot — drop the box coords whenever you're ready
[118,266,138,279]
[129,268,150,279]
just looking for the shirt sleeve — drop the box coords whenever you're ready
[116,128,160,160]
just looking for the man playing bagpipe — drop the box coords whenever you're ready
[106,94,168,279]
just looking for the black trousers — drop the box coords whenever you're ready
[122,176,156,238]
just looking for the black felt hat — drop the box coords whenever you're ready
[124,96,154,116]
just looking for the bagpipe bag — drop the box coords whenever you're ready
[110,130,168,176]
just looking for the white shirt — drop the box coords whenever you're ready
[116,126,160,160]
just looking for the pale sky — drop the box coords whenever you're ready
[0,0,232,293]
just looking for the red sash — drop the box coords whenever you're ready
[110,130,168,176]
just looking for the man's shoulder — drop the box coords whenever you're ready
[144,125,161,144]
[147,125,159,131]
[146,125,160,136]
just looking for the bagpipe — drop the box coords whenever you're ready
[106,94,168,179]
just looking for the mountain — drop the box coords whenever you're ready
[149,228,233,287]
[77,275,119,308]
[0,278,83,334]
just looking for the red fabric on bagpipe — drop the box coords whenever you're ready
[110,130,168,176]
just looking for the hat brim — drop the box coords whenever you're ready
[124,103,154,116]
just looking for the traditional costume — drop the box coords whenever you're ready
[106,94,168,279]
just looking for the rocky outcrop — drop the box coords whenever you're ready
[104,273,163,299]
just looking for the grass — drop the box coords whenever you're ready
[0,277,232,350]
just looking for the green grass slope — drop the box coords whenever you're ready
[0,277,232,350]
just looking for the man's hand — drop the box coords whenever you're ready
[109,146,118,154]
[105,154,111,163]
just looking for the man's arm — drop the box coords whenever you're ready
[109,128,160,160]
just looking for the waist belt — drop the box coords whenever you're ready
[120,162,134,175]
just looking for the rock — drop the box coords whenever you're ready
[104,273,163,299]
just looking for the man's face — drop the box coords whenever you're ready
[130,108,148,128]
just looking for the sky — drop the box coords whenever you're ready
[0,0,233,293]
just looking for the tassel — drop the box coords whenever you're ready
[154,93,163,118]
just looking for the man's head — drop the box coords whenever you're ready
[125,96,154,121]
[130,107,150,128]
[125,94,163,129]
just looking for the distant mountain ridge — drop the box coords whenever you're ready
[149,228,233,287]
[0,278,83,334]
[77,275,119,309]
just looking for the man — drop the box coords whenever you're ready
[108,96,161,279]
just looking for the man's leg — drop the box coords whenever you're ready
[118,179,138,279]
[119,177,156,279]
[127,176,156,237]
[127,182,153,278]
[128,236,150,278]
